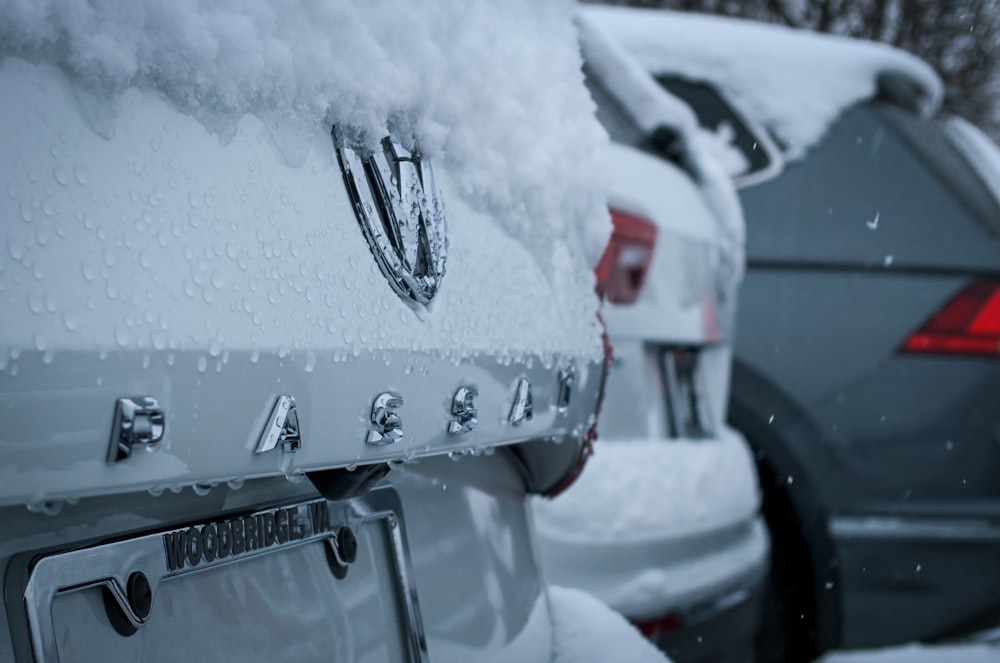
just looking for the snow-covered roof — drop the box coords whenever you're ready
[583,6,943,159]
[577,15,746,279]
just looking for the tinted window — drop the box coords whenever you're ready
[657,76,776,176]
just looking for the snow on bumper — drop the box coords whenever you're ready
[532,426,768,618]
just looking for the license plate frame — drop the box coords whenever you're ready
[8,487,428,663]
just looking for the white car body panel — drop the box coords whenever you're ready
[0,59,604,508]
[534,70,767,634]
[0,2,622,658]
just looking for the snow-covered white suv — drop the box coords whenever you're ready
[532,20,768,663]
[0,3,671,662]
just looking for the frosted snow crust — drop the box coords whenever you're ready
[0,0,610,361]
[0,0,612,265]
[584,6,942,159]
[534,428,759,541]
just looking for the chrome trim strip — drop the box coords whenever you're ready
[18,487,428,663]
[829,516,1000,542]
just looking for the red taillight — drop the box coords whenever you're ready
[633,612,684,637]
[901,279,1000,357]
[544,312,614,499]
[595,209,657,305]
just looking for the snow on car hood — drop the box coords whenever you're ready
[583,5,943,159]
[0,0,611,271]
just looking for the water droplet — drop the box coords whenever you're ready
[284,468,306,483]
[208,338,222,357]
[26,291,44,314]
[19,203,31,222]
[7,238,24,260]
[42,349,54,364]
[26,498,64,517]
[74,165,87,185]
[33,332,47,352]
[226,478,245,490]
[191,483,213,496]
[53,165,70,186]
[57,311,80,331]
[250,348,260,364]
[197,356,207,372]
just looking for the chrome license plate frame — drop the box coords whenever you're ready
[9,487,428,663]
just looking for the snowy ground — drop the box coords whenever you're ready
[821,641,1000,662]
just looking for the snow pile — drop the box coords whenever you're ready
[534,428,759,541]
[578,14,745,280]
[426,585,672,662]
[549,586,673,663]
[0,0,611,264]
[533,431,767,617]
[820,642,1000,663]
[583,5,942,159]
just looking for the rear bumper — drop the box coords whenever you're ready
[831,514,1000,648]
[646,565,765,663]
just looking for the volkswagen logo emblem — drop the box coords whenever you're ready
[335,134,447,306]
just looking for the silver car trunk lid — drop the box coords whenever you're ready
[0,58,605,508]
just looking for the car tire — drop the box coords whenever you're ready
[754,460,820,663]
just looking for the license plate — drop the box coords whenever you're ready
[662,347,715,439]
[9,488,428,662]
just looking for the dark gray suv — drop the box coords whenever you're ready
[585,5,1000,662]
[730,94,1000,660]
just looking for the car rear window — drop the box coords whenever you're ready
[873,102,1000,237]
[657,76,775,175]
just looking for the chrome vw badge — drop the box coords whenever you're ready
[336,134,447,305]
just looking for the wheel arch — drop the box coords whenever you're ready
[727,358,844,654]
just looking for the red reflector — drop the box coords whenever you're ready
[545,312,613,499]
[633,612,683,637]
[901,279,1000,357]
[595,209,657,305]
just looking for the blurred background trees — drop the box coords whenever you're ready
[586,0,1000,139]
